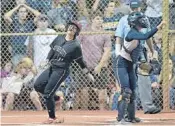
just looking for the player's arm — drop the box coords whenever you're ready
[146,38,154,55]
[125,21,165,42]
[125,28,158,42]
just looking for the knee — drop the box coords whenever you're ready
[34,82,44,93]
[130,92,136,103]
[6,93,15,102]
[30,91,39,101]
[43,93,54,101]
[120,88,132,103]
[34,82,39,91]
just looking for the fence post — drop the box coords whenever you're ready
[162,0,170,111]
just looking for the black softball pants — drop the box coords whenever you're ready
[34,66,68,118]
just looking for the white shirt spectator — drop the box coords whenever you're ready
[25,28,57,69]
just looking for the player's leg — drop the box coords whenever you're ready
[34,68,50,94]
[127,65,141,123]
[116,66,132,122]
[43,68,68,124]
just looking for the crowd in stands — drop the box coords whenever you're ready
[1,0,175,111]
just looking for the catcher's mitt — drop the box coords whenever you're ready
[139,62,152,73]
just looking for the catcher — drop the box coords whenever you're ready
[116,11,165,124]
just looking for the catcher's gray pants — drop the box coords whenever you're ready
[137,74,157,112]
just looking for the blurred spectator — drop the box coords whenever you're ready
[107,83,120,110]
[4,4,41,66]
[144,0,162,28]
[103,0,124,31]
[26,0,52,14]
[169,59,175,110]
[170,33,175,74]
[78,11,111,110]
[169,1,175,30]
[47,0,74,32]
[114,0,131,15]
[2,57,43,111]
[15,0,26,5]
[0,62,13,78]
[25,14,57,72]
[137,50,161,114]
[144,0,174,28]
[102,0,123,110]
[75,0,90,30]
[153,33,163,63]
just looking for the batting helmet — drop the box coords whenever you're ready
[66,21,82,36]
[127,12,149,29]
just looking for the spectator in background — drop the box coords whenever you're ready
[153,33,162,63]
[169,59,175,110]
[114,0,131,15]
[47,0,74,32]
[169,0,175,30]
[78,11,111,110]
[144,0,174,28]
[158,59,175,110]
[0,62,13,79]
[169,32,175,74]
[75,0,90,30]
[1,0,30,66]
[103,0,124,31]
[15,0,26,5]
[25,14,57,72]
[0,61,13,111]
[144,0,163,28]
[137,50,161,114]
[2,57,43,111]
[102,0,123,110]
[26,0,52,14]
[4,4,41,66]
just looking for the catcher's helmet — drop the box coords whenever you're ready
[127,12,148,29]
[66,21,82,36]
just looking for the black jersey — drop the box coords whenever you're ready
[47,35,86,69]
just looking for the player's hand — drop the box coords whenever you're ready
[157,21,166,30]
[87,73,95,82]
[39,60,49,69]
[94,64,103,75]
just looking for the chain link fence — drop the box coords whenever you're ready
[0,0,175,112]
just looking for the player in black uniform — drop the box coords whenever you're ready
[34,21,94,124]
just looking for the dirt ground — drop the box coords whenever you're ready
[1,110,175,126]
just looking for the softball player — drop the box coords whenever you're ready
[34,21,94,124]
[116,12,165,124]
